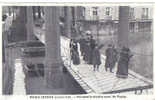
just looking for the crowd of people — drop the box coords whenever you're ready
[69,34,133,79]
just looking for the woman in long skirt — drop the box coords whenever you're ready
[72,41,80,65]
[72,50,80,65]
[116,47,133,78]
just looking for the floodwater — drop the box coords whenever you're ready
[3,47,86,95]
[25,70,86,94]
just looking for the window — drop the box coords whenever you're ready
[129,8,135,19]
[92,7,98,16]
[142,8,149,19]
[106,7,111,16]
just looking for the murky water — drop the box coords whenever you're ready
[3,47,86,95]
[25,71,86,94]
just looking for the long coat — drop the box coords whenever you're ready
[90,38,96,50]
[105,47,117,68]
[71,42,80,65]
[116,48,133,78]
[72,50,80,65]
[92,48,101,65]
[83,41,90,62]
[88,39,96,64]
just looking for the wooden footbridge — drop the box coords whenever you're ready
[31,27,153,94]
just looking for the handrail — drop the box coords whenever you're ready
[17,30,152,94]
[63,57,96,93]
[71,67,96,93]
[61,43,96,93]
[61,36,153,94]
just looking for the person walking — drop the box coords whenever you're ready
[105,44,118,73]
[70,39,74,60]
[79,36,85,56]
[72,41,80,65]
[92,44,101,71]
[90,35,96,50]
[105,44,114,72]
[110,45,118,72]
[116,47,133,78]
[83,37,90,63]
[88,35,96,64]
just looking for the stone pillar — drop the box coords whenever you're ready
[17,7,27,42]
[74,7,82,34]
[32,7,36,20]
[65,7,72,38]
[26,7,36,41]
[117,6,129,48]
[44,7,63,89]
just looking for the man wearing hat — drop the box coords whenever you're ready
[92,44,101,71]
[105,44,117,73]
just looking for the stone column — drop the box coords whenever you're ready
[17,7,27,42]
[117,6,130,48]
[26,7,36,41]
[44,7,63,89]
[74,7,82,35]
[65,7,72,38]
[32,7,36,20]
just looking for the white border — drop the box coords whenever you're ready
[0,2,155,100]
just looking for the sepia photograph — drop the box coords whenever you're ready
[2,5,153,95]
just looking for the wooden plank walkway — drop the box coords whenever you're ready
[34,27,153,94]
[60,37,153,94]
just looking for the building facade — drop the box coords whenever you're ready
[3,6,153,38]
[82,6,153,34]
[84,6,153,20]
[84,6,119,21]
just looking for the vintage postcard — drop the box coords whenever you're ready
[0,2,154,100]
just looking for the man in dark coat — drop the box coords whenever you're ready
[83,37,90,63]
[111,45,118,72]
[90,35,96,50]
[82,38,87,61]
[105,44,117,73]
[72,50,80,65]
[88,35,96,64]
[116,47,133,78]
[92,45,101,71]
